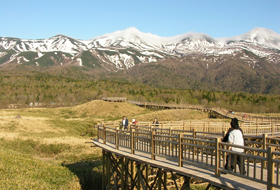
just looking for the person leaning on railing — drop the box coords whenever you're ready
[223,118,246,174]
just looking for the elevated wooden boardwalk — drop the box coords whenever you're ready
[94,123,280,189]
[102,97,280,123]
[94,140,268,190]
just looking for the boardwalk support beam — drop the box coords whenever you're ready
[102,150,220,190]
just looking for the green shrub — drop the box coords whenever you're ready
[39,143,71,155]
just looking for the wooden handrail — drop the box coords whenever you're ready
[101,120,280,136]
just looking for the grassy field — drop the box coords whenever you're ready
[0,100,262,189]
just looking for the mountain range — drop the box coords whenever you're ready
[1,27,280,94]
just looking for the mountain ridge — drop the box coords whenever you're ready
[1,27,280,52]
[1,27,280,94]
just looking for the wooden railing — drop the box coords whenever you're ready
[101,120,280,136]
[97,123,280,189]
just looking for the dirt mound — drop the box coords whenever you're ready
[71,100,149,119]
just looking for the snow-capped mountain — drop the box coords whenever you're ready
[217,27,280,49]
[0,35,88,54]
[0,27,280,70]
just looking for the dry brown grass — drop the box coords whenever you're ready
[0,116,65,133]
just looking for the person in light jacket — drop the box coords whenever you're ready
[224,118,246,175]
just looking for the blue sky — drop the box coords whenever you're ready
[1,0,279,40]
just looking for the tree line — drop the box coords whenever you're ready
[0,72,279,113]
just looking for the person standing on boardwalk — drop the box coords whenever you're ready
[122,116,129,130]
[152,118,159,131]
[224,118,246,174]
[132,119,138,125]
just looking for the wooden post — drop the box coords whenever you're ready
[193,129,196,138]
[106,152,111,188]
[145,164,148,181]
[103,124,106,144]
[131,128,135,154]
[178,133,183,167]
[116,129,119,150]
[270,119,272,133]
[151,131,155,160]
[97,123,100,142]
[193,128,196,156]
[169,127,172,136]
[267,147,275,190]
[272,123,275,136]
[263,133,267,150]
[163,170,167,189]
[250,122,251,134]
[102,150,105,190]
[215,138,221,177]
[121,157,125,190]
[125,159,129,190]
[257,122,259,136]
[131,160,135,184]
[137,164,141,190]
[263,134,267,169]
[158,168,162,190]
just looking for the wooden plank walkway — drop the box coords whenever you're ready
[93,139,278,190]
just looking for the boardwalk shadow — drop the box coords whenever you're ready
[63,160,103,190]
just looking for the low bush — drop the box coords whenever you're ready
[39,143,71,155]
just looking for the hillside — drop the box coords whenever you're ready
[106,52,280,94]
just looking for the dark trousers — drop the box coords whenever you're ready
[224,153,246,174]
